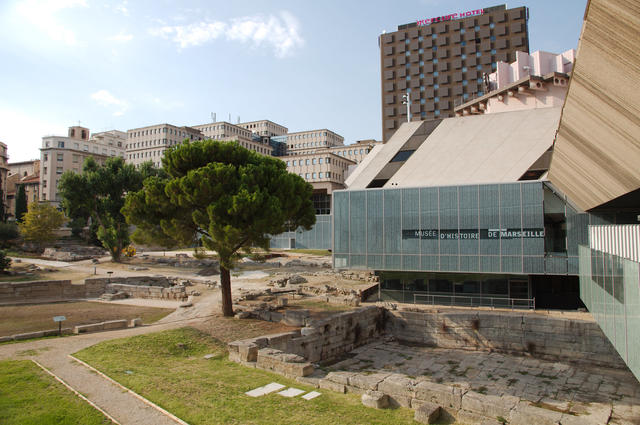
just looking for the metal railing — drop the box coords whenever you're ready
[413,293,535,310]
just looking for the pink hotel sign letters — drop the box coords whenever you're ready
[417,9,484,26]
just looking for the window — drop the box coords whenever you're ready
[326,158,330,164]
[57,153,63,161]
[490,36,496,42]
[432,34,437,39]
[418,48,424,54]
[84,145,89,151]
[434,110,440,116]
[319,172,323,178]
[490,23,495,29]
[43,180,47,187]
[419,60,424,66]
[56,167,63,174]
[477,78,483,84]
[434,97,439,102]
[391,150,415,162]
[312,158,316,164]
[286,161,290,166]
[72,154,79,163]
[461,28,466,34]
[405,51,410,57]
[312,173,317,179]
[305,159,310,165]
[44,154,48,161]
[462,80,468,86]
[477,65,482,70]
[319,158,323,164]
[476,52,482,57]
[421,98,426,104]
[433,58,438,64]
[491,49,496,54]
[74,143,79,149]
[57,141,64,148]
[461,41,466,46]
[305,173,309,179]
[420,86,425,92]
[433,71,439,77]
[418,36,423,41]
[478,91,484,96]
[406,75,411,81]
[474,25,480,31]
[434,84,439,89]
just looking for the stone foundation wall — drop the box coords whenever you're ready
[0,280,107,302]
[388,308,626,369]
[0,276,181,303]
[228,306,385,377]
[107,283,186,300]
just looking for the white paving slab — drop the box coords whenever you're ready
[245,382,285,397]
[277,388,306,398]
[302,391,321,400]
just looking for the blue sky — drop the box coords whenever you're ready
[0,0,587,162]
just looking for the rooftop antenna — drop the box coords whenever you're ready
[211,112,216,123]
[228,113,231,122]
[402,91,411,122]
[237,116,240,124]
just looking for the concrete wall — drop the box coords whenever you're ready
[388,308,627,369]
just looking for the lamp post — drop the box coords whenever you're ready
[402,91,411,122]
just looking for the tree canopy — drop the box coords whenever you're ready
[18,202,65,248]
[123,140,316,316]
[14,185,27,223]
[58,157,161,261]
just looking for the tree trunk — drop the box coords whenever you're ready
[220,266,234,317]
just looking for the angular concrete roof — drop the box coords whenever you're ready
[346,120,429,189]
[383,107,561,188]
[547,0,640,211]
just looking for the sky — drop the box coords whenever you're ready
[0,0,587,162]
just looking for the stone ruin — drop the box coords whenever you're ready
[43,246,108,261]
[228,305,635,425]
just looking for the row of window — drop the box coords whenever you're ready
[129,128,194,138]
[287,157,332,166]
[44,140,122,154]
[299,172,335,180]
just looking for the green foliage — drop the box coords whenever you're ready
[58,157,160,261]
[68,216,86,238]
[14,185,27,223]
[18,203,65,248]
[0,223,19,248]
[0,250,10,272]
[123,141,316,315]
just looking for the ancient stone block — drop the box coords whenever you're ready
[361,390,389,409]
[319,379,346,393]
[509,401,563,425]
[414,381,464,410]
[461,391,519,419]
[102,319,128,330]
[414,402,441,424]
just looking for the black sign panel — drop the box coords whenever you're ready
[402,228,544,240]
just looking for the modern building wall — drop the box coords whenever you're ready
[126,124,203,168]
[284,129,344,153]
[380,4,530,141]
[269,215,332,250]
[578,225,640,381]
[40,126,125,203]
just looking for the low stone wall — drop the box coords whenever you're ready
[107,283,186,300]
[0,276,182,303]
[0,280,107,303]
[228,306,385,377]
[388,308,626,369]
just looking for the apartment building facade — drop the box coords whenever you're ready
[6,160,40,220]
[379,4,529,141]
[237,119,288,137]
[40,126,126,203]
[126,124,203,168]
[192,121,272,156]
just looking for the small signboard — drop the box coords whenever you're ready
[53,316,66,322]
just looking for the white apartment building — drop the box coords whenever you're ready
[40,126,126,203]
[192,121,273,156]
[126,124,203,168]
[237,119,288,137]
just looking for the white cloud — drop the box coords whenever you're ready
[115,0,129,16]
[91,90,129,116]
[15,0,88,46]
[149,11,304,58]
[107,31,133,42]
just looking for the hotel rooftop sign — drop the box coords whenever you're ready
[417,9,485,26]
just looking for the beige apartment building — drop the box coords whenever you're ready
[126,124,203,168]
[237,119,288,137]
[6,160,40,220]
[283,152,356,214]
[40,126,126,203]
[283,129,344,154]
[0,143,8,214]
[192,121,272,156]
[326,139,382,164]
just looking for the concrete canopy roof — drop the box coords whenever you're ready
[385,107,561,188]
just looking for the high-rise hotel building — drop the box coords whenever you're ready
[379,4,529,141]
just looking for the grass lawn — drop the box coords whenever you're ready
[0,302,172,336]
[74,327,417,425]
[0,360,111,425]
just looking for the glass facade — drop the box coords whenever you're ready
[333,182,547,274]
[579,245,640,381]
[269,214,331,250]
